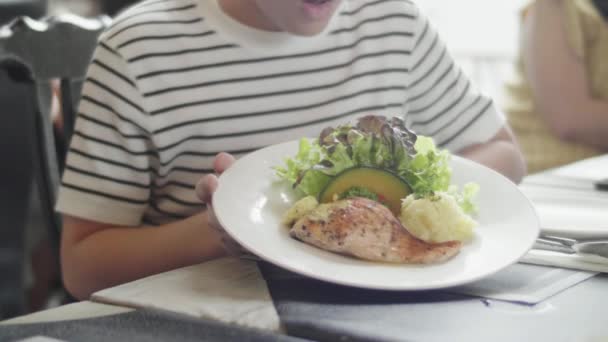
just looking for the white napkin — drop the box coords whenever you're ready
[520,155,608,240]
[551,154,608,181]
[517,154,608,273]
[91,257,281,332]
[450,263,596,304]
[520,181,608,239]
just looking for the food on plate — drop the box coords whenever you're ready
[282,195,319,226]
[290,197,461,264]
[318,167,411,215]
[400,192,476,243]
[275,115,478,263]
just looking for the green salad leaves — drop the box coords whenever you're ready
[275,115,478,214]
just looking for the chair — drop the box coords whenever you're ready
[0,0,47,320]
[100,0,139,16]
[0,13,109,317]
[0,0,47,25]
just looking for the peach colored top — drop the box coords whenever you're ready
[505,0,607,173]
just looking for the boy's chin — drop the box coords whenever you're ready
[284,22,331,37]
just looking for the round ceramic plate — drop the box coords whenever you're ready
[214,140,540,291]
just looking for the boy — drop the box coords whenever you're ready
[58,0,526,300]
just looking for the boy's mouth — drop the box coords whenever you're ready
[300,0,337,20]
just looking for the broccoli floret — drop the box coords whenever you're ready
[339,186,379,202]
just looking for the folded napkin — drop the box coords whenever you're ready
[520,180,608,239]
[551,154,608,181]
[520,155,608,240]
[91,257,281,332]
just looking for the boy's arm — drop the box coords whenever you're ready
[523,0,608,149]
[61,212,227,300]
[457,126,527,183]
[61,154,237,300]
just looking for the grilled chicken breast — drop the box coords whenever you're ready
[290,197,461,264]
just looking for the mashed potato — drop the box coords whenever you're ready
[399,193,476,243]
[282,196,319,226]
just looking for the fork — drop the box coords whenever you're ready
[534,235,608,259]
[534,235,578,254]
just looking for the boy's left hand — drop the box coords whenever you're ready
[195,152,246,256]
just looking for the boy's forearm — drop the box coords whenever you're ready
[61,211,227,300]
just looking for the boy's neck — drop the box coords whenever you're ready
[218,0,280,32]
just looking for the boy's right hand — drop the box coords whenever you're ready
[195,152,246,256]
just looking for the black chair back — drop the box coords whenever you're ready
[0,14,109,317]
[0,0,47,25]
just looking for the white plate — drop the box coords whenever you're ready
[214,140,540,291]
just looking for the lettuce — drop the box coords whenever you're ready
[274,115,478,212]
[296,170,332,198]
[275,138,324,184]
[448,182,480,215]
[397,136,451,197]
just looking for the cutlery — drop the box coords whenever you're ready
[534,235,608,259]
[595,178,608,191]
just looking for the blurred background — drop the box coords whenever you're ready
[0,0,547,319]
[420,0,529,107]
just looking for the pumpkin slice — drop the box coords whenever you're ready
[318,167,411,215]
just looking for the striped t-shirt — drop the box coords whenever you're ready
[56,0,505,226]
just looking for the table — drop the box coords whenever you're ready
[4,156,607,341]
[0,302,302,342]
[1,273,606,341]
[1,302,132,325]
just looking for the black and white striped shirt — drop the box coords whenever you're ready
[56,0,505,226]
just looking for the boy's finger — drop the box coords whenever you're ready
[195,174,218,204]
[207,204,242,255]
[213,152,236,174]
[207,203,220,229]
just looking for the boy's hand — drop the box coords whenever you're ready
[195,152,246,256]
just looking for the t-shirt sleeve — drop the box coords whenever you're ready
[55,38,152,226]
[404,7,506,152]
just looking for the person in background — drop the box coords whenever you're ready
[57,0,526,300]
[505,0,608,173]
